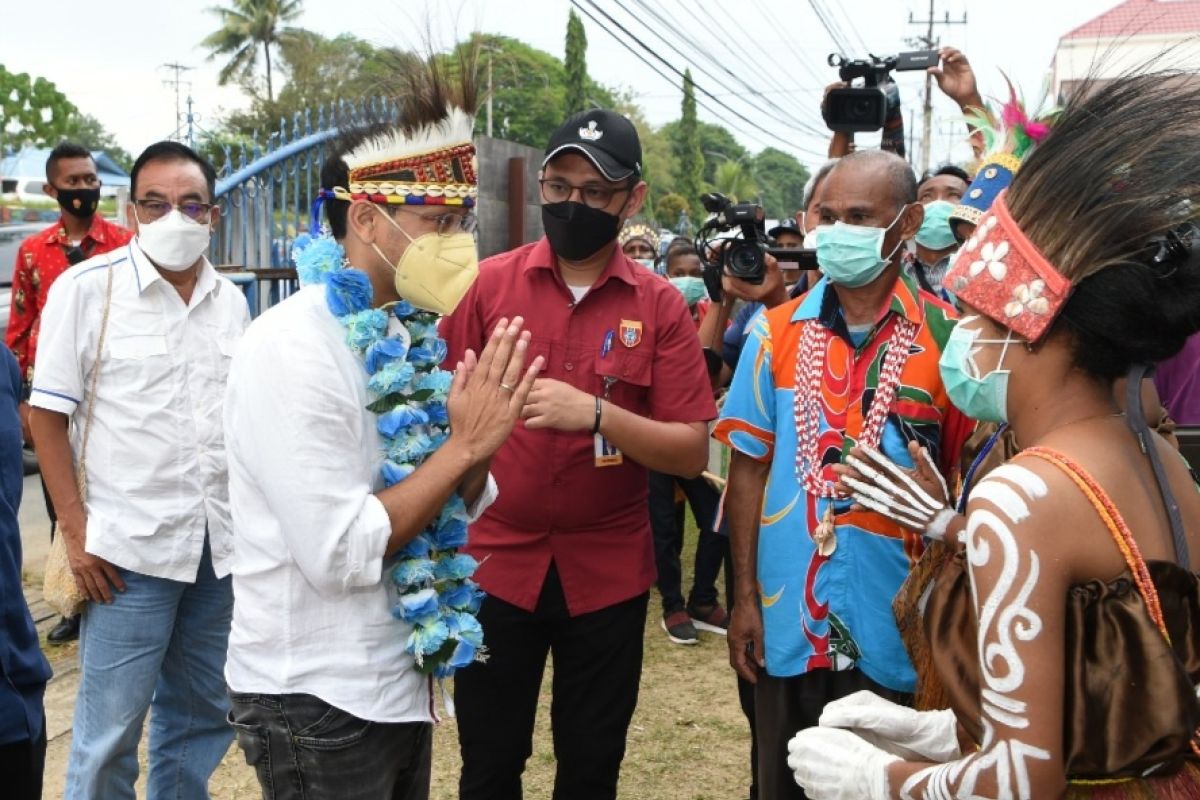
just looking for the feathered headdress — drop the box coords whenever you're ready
[313,47,481,228]
[949,77,1060,235]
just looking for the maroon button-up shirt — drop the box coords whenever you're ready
[441,238,717,615]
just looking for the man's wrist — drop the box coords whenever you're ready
[958,92,985,113]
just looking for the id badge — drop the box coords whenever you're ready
[594,432,623,467]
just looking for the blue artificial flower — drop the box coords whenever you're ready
[424,402,449,426]
[447,610,484,646]
[427,429,449,450]
[447,638,478,669]
[378,405,430,438]
[388,432,435,464]
[408,339,449,368]
[406,620,450,658]
[440,581,485,614]
[343,309,388,352]
[364,337,410,374]
[391,556,434,588]
[325,268,373,316]
[416,371,453,395]
[438,494,468,526]
[293,235,346,287]
[381,460,415,487]
[391,300,416,320]
[368,361,417,397]
[394,588,441,625]
[432,517,468,550]
[399,534,433,560]
[434,552,479,582]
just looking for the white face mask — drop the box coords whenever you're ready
[136,209,212,271]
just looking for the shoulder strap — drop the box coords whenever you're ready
[1125,363,1189,567]
[1022,446,1170,640]
[76,253,116,503]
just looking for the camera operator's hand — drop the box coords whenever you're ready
[721,254,789,309]
[929,47,983,111]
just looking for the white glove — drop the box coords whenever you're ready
[787,726,899,800]
[819,690,961,763]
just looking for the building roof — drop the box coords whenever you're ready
[0,146,129,186]
[1062,0,1200,40]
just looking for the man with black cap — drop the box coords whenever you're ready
[442,109,717,800]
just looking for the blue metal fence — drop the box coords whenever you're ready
[209,98,395,314]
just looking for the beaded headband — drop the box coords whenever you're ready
[619,222,660,251]
[944,190,1071,341]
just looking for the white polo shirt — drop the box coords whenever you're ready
[222,285,495,723]
[30,241,251,582]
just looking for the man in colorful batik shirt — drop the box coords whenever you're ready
[715,150,973,800]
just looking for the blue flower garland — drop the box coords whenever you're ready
[293,233,486,677]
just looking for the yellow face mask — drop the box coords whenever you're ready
[371,206,480,316]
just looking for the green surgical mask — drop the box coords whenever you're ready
[937,316,1015,423]
[669,275,708,306]
[915,200,958,251]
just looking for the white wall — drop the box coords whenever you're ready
[1053,34,1200,98]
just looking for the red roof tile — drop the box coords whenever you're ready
[1063,0,1200,40]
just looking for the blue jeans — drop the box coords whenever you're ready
[228,692,432,800]
[64,537,233,800]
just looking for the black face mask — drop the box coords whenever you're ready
[54,187,101,220]
[541,201,621,262]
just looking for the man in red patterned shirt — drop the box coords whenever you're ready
[5,142,132,642]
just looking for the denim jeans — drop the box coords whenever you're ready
[648,470,724,613]
[228,692,432,800]
[64,537,233,800]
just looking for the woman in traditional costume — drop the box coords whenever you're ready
[786,71,1200,800]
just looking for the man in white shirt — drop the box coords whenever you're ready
[29,141,250,800]
[223,90,538,800]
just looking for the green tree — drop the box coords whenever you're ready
[752,147,810,220]
[453,34,615,149]
[711,159,757,203]
[563,10,588,116]
[0,66,77,152]
[61,114,134,172]
[674,69,704,218]
[201,0,304,104]
[656,192,690,231]
[661,119,748,185]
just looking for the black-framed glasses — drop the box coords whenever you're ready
[391,206,478,237]
[133,199,214,223]
[539,178,632,209]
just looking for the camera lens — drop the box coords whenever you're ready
[726,242,766,284]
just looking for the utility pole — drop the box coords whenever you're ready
[185,94,197,149]
[161,63,193,141]
[907,2,966,174]
[487,52,494,138]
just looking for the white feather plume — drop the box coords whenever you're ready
[344,107,476,176]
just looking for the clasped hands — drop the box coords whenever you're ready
[787,691,962,800]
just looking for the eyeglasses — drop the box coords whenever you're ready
[539,178,632,209]
[390,206,478,237]
[133,199,215,223]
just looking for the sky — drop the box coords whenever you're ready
[2,0,1121,172]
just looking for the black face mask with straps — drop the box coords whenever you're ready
[541,201,622,262]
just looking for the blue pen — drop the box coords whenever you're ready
[601,329,614,359]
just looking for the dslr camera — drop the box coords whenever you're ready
[694,192,818,302]
[823,50,938,133]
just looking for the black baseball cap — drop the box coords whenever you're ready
[768,217,803,239]
[543,109,642,182]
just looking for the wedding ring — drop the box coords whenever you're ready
[499,382,515,393]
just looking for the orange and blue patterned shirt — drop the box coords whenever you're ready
[714,272,972,692]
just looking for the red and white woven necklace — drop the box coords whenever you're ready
[793,317,919,498]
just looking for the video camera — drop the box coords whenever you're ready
[694,192,818,303]
[823,50,938,133]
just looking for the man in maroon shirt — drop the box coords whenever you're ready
[442,109,717,800]
[5,142,133,644]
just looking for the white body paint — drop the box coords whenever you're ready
[900,465,1052,800]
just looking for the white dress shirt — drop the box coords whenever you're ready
[223,285,496,724]
[30,241,250,582]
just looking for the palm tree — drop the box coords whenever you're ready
[712,159,758,204]
[202,0,303,104]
